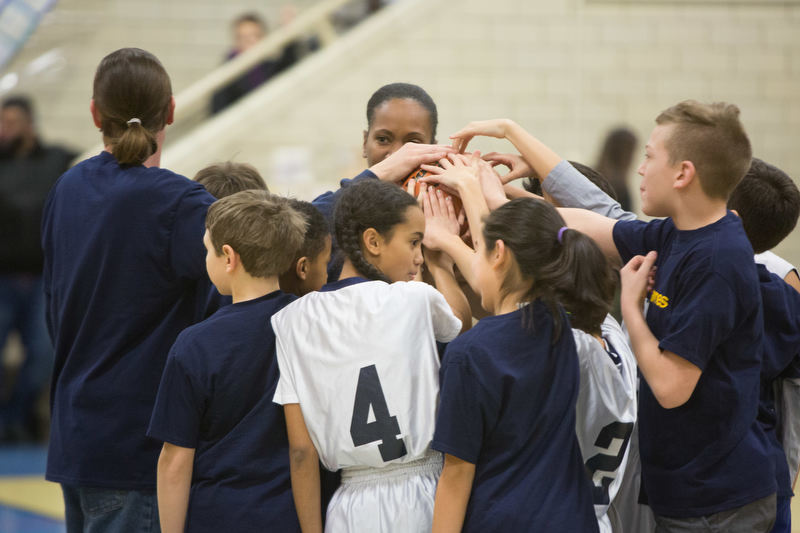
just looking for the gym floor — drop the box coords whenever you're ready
[0,444,799,533]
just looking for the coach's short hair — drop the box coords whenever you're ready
[194,162,267,199]
[727,158,800,253]
[655,100,752,200]
[206,190,306,278]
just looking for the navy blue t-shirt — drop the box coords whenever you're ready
[42,151,215,489]
[148,291,299,533]
[432,302,598,532]
[312,169,377,282]
[613,213,775,517]
[756,264,800,499]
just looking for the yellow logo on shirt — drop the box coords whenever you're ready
[650,290,669,309]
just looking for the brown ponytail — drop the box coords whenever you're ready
[92,48,172,166]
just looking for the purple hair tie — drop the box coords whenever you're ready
[557,226,568,243]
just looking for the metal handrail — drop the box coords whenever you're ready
[77,0,353,161]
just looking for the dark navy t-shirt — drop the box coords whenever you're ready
[42,151,215,489]
[147,291,300,533]
[432,302,598,532]
[756,263,800,499]
[613,213,775,517]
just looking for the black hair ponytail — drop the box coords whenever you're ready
[334,180,418,283]
[483,198,615,339]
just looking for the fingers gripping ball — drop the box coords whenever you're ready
[403,167,463,215]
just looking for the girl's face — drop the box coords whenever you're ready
[370,205,425,282]
[363,98,434,167]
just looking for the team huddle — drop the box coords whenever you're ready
[39,48,800,533]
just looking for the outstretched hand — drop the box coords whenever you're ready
[369,142,456,184]
[483,152,535,184]
[620,251,658,311]
[418,152,481,192]
[450,119,512,154]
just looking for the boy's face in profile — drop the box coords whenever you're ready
[300,236,332,295]
[638,124,680,218]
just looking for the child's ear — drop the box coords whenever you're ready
[222,244,238,272]
[166,96,176,126]
[362,228,382,257]
[674,160,696,191]
[295,257,309,280]
[490,239,508,271]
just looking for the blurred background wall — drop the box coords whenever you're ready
[3,0,799,263]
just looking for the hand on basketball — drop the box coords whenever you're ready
[418,151,481,192]
[476,158,509,210]
[422,186,461,253]
[483,152,536,184]
[369,142,456,184]
[620,251,658,310]
[450,119,513,153]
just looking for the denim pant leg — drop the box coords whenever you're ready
[62,485,160,533]
[5,277,53,425]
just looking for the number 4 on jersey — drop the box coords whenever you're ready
[350,365,408,462]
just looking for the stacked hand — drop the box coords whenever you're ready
[370,142,456,184]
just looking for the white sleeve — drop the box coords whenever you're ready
[755,251,797,280]
[271,313,299,405]
[420,283,461,343]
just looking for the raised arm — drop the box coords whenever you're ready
[558,207,620,261]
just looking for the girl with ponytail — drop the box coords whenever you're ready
[42,48,217,532]
[271,178,467,532]
[418,156,599,533]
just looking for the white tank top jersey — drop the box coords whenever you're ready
[573,314,639,533]
[755,250,797,280]
[272,280,462,472]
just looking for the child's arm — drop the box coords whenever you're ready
[558,207,620,261]
[422,187,471,332]
[284,404,323,533]
[786,270,800,293]
[157,442,195,533]
[431,453,476,533]
[620,252,702,408]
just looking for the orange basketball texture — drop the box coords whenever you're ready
[402,167,463,216]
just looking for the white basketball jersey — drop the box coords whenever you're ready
[272,280,461,471]
[573,314,638,533]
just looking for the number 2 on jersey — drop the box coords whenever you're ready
[350,365,408,462]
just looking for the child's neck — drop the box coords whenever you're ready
[230,275,281,304]
[339,258,365,281]
[671,195,728,231]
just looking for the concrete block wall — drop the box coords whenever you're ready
[7,0,800,263]
[165,0,800,264]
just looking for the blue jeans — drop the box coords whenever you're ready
[0,275,53,429]
[61,485,160,533]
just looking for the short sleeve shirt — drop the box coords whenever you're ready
[613,213,775,517]
[148,291,299,532]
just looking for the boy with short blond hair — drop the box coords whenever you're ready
[193,161,267,199]
[557,101,776,531]
[147,190,306,533]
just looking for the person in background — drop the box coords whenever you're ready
[595,127,638,213]
[0,95,75,442]
[211,11,308,114]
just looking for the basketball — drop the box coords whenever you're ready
[402,167,463,216]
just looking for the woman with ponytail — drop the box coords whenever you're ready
[271,179,467,532]
[41,48,217,532]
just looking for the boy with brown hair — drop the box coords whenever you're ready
[147,190,306,533]
[193,161,267,199]
[573,101,775,531]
